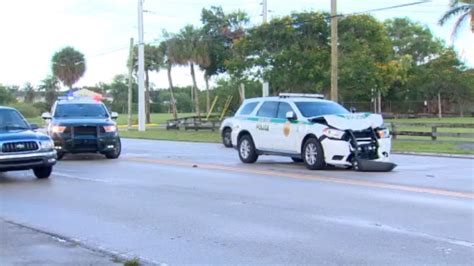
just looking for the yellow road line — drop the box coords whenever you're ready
[126,157,474,200]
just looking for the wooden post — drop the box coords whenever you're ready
[431,126,437,141]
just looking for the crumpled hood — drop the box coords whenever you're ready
[312,113,384,131]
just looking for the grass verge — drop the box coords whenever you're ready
[120,128,221,143]
[120,129,473,155]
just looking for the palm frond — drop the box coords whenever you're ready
[451,10,470,39]
[439,5,471,25]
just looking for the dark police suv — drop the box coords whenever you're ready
[0,106,56,178]
[42,97,121,160]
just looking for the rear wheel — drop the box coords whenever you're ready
[33,166,52,179]
[105,138,121,159]
[222,128,232,148]
[238,135,258,163]
[302,138,325,170]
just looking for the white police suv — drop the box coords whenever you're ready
[230,93,396,171]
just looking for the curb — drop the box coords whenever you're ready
[1,219,159,266]
[393,151,474,159]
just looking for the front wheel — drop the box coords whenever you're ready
[105,138,121,159]
[238,135,258,163]
[302,138,325,170]
[33,166,52,179]
[222,128,233,148]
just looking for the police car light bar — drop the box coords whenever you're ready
[279,93,325,99]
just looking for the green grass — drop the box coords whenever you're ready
[392,140,474,155]
[26,113,211,126]
[27,114,473,155]
[385,117,474,124]
[120,128,221,143]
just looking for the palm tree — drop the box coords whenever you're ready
[160,40,178,120]
[439,0,474,38]
[51,47,86,90]
[131,44,164,123]
[172,25,211,117]
[38,75,60,107]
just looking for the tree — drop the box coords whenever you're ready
[439,0,474,38]
[51,46,86,89]
[22,82,35,103]
[0,84,17,104]
[131,44,164,123]
[38,75,60,108]
[171,25,211,117]
[385,18,443,65]
[228,12,331,94]
[338,15,393,103]
[201,7,249,111]
[419,49,462,118]
[159,38,178,120]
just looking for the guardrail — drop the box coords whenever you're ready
[388,123,474,141]
[166,116,221,131]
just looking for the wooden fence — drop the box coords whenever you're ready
[388,123,474,141]
[166,116,221,131]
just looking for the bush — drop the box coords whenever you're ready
[10,102,41,118]
[33,102,52,113]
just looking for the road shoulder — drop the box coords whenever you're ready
[0,219,121,265]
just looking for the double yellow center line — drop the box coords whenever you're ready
[126,157,474,200]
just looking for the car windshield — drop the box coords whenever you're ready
[54,103,109,118]
[0,109,30,131]
[295,101,349,117]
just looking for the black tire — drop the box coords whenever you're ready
[56,152,65,161]
[105,138,121,159]
[302,138,325,170]
[33,166,52,179]
[222,128,233,148]
[238,134,258,163]
[291,157,304,163]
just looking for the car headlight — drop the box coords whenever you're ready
[103,125,117,133]
[40,140,54,150]
[51,125,66,133]
[377,128,390,138]
[323,128,345,139]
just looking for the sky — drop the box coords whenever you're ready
[0,0,472,91]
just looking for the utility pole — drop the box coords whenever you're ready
[261,0,269,97]
[331,0,338,102]
[137,0,146,131]
[127,38,134,131]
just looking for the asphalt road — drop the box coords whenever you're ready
[1,139,473,265]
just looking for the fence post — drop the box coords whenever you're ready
[391,122,397,140]
[431,126,437,141]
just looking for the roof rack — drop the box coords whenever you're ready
[279,93,325,99]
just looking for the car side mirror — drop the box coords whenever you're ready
[285,111,297,121]
[42,112,52,120]
[350,107,357,113]
[111,112,118,120]
[30,124,39,130]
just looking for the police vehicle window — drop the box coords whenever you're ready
[54,103,109,118]
[295,101,349,117]
[238,102,258,115]
[277,102,294,119]
[256,101,279,118]
[0,109,29,130]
